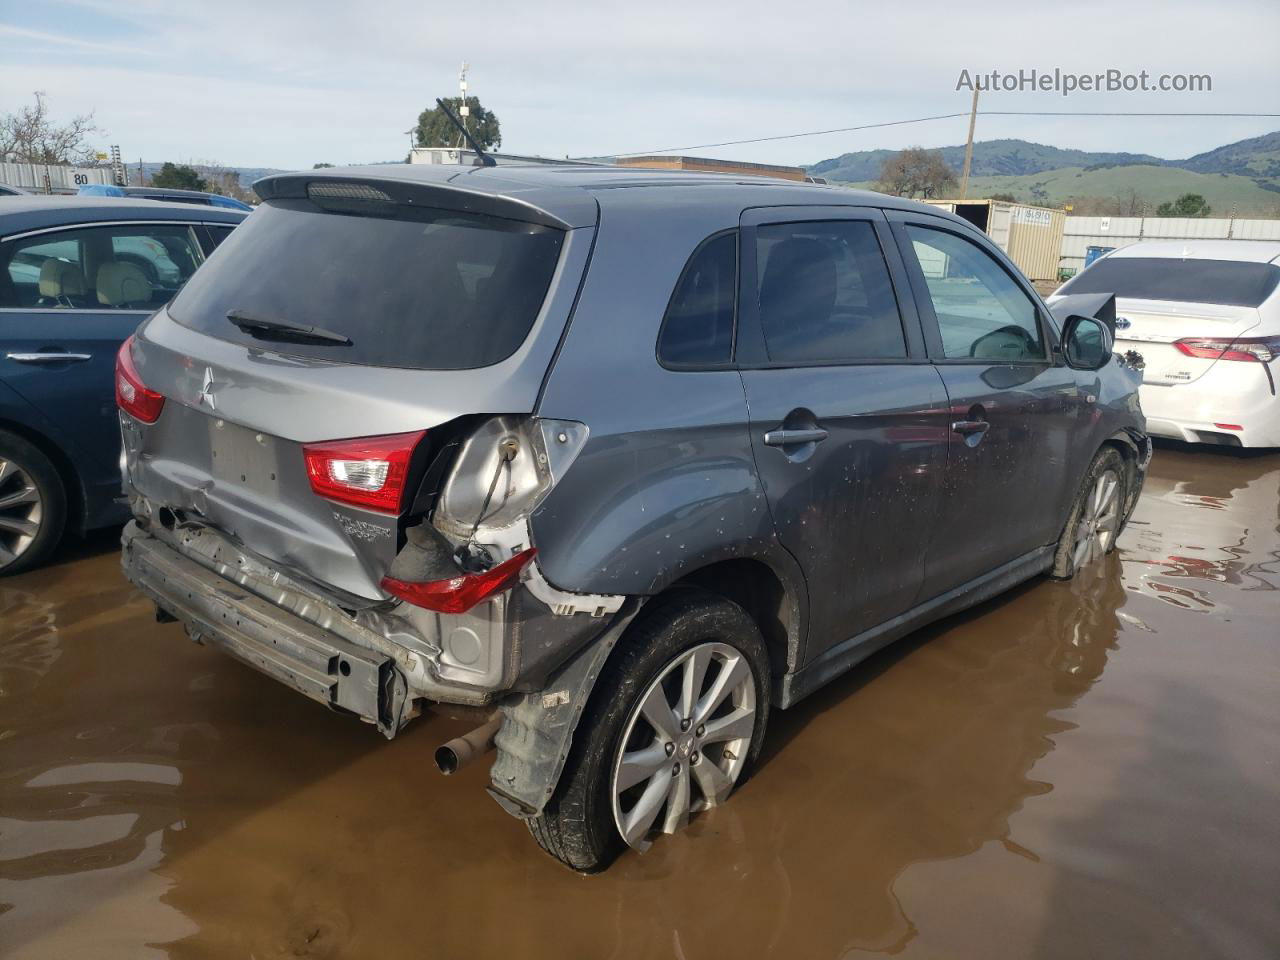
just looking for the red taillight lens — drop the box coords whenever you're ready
[1174,337,1280,363]
[303,430,426,514]
[381,548,537,614]
[115,335,165,423]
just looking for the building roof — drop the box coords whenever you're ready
[1109,239,1280,263]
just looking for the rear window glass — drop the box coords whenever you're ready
[168,200,564,370]
[756,220,906,363]
[1058,256,1280,308]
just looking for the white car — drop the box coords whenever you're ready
[1052,240,1280,448]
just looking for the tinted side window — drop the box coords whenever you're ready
[658,231,737,366]
[0,224,203,311]
[755,220,906,363]
[905,225,1045,361]
[203,225,236,252]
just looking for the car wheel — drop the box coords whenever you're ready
[0,430,66,577]
[1050,446,1126,579]
[527,590,771,872]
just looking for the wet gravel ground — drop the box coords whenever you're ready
[1,442,1278,959]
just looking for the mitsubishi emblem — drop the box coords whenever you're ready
[198,367,218,410]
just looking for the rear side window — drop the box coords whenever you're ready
[658,231,737,366]
[1058,256,1280,308]
[755,220,906,363]
[0,223,204,310]
[168,201,564,370]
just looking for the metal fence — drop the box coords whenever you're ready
[1061,216,1280,274]
[1,161,114,193]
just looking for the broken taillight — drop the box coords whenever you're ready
[381,548,537,614]
[115,335,166,424]
[302,430,426,514]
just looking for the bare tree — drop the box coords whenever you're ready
[0,92,102,164]
[875,147,958,200]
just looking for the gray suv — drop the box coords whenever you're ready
[118,164,1148,871]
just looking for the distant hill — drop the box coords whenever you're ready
[808,139,1164,182]
[809,131,1280,216]
[130,162,293,189]
[838,165,1280,217]
[1177,131,1280,178]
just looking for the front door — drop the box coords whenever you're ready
[887,212,1085,598]
[736,206,949,662]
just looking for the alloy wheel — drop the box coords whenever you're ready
[610,641,757,850]
[1072,467,1121,572]
[0,457,44,571]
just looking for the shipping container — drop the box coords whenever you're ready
[926,199,1067,283]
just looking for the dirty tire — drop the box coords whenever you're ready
[0,429,66,577]
[527,590,771,873]
[1050,445,1126,579]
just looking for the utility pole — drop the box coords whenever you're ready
[959,87,979,200]
[457,62,470,152]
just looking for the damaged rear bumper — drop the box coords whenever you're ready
[123,522,412,735]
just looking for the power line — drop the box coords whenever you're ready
[587,111,1280,160]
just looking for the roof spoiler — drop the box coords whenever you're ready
[253,173,582,230]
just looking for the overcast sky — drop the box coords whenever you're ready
[2,0,1278,171]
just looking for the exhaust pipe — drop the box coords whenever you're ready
[434,712,502,775]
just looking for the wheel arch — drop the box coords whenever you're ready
[0,417,85,534]
[665,556,805,681]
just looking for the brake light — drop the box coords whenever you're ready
[115,336,165,423]
[381,548,537,614]
[1174,337,1280,363]
[303,430,425,513]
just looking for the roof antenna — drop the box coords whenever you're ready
[435,97,496,167]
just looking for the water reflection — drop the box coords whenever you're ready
[0,446,1277,958]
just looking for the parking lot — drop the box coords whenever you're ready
[0,441,1275,959]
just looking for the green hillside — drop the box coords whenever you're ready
[842,164,1280,217]
[809,138,1162,182]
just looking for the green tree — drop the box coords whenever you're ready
[1156,193,1212,217]
[151,162,208,192]
[415,97,501,151]
[313,162,334,169]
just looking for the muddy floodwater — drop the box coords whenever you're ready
[2,444,1278,959]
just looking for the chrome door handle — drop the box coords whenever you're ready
[6,352,92,363]
[950,419,990,436]
[763,428,829,446]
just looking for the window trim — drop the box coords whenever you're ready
[655,228,741,372]
[735,207,926,370]
[0,219,221,315]
[886,211,1060,366]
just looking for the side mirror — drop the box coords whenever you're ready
[1061,314,1112,371]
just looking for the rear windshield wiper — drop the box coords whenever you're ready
[226,310,352,346]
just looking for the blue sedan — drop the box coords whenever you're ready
[0,196,245,573]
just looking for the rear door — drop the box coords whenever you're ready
[737,206,948,659]
[0,220,210,524]
[887,211,1085,596]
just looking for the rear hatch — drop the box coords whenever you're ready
[124,171,596,600]
[1053,254,1280,386]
